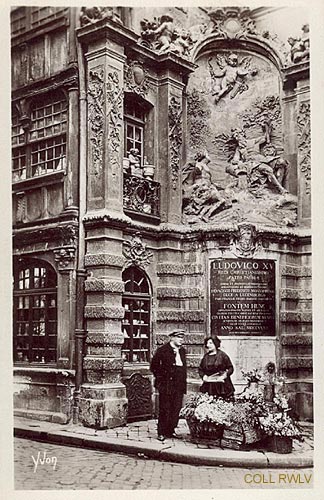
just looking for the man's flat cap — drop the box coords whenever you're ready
[168,329,186,338]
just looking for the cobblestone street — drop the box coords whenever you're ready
[14,438,313,490]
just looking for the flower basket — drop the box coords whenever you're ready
[268,435,293,454]
[187,418,224,440]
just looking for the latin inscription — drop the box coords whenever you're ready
[210,259,276,336]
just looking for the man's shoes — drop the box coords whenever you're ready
[157,435,165,442]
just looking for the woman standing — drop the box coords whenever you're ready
[199,336,235,400]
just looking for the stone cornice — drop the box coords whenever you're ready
[77,18,196,77]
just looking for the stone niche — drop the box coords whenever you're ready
[184,42,297,228]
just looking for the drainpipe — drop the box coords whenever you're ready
[73,8,87,424]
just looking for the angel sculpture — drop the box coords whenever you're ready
[208,53,257,103]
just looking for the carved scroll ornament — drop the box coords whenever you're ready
[168,96,183,189]
[123,233,153,269]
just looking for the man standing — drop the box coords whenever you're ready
[150,330,187,441]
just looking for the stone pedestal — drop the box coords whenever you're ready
[78,383,127,429]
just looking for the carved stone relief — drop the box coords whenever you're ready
[208,53,258,104]
[106,71,123,177]
[124,60,150,97]
[88,67,104,192]
[288,24,310,64]
[139,15,193,59]
[123,233,153,269]
[230,223,261,258]
[297,101,311,196]
[123,373,152,421]
[80,7,122,27]
[184,48,297,227]
[168,96,183,189]
[54,246,76,270]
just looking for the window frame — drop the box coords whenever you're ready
[13,259,58,365]
[12,91,68,183]
[122,267,152,364]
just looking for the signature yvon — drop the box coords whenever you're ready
[31,451,57,473]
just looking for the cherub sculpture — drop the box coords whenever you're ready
[288,24,310,64]
[208,53,257,103]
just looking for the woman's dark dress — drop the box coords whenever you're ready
[198,349,235,399]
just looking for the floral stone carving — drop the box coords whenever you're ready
[168,96,182,189]
[107,71,123,177]
[297,101,311,196]
[88,68,104,178]
[123,233,153,269]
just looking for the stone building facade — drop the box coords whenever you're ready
[12,6,312,428]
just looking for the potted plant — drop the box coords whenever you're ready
[258,394,303,453]
[180,393,233,440]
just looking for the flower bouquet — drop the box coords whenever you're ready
[180,393,233,440]
[241,368,264,385]
[259,394,303,453]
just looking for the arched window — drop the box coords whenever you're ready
[13,259,57,364]
[122,267,151,363]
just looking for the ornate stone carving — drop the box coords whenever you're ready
[297,101,311,196]
[157,309,205,322]
[139,15,193,59]
[187,89,211,151]
[123,174,160,217]
[123,373,153,420]
[88,68,104,178]
[123,232,153,269]
[157,263,203,275]
[207,7,258,39]
[288,24,310,64]
[85,279,124,293]
[230,223,261,258]
[168,96,182,189]
[54,246,76,269]
[157,287,203,299]
[208,53,257,104]
[124,60,150,97]
[80,7,122,27]
[84,306,125,319]
[85,254,125,268]
[182,151,230,223]
[107,71,123,177]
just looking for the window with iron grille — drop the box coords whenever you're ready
[13,259,57,364]
[122,267,151,363]
[12,91,67,182]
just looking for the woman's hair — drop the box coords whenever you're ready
[204,336,221,349]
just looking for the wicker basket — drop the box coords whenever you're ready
[268,435,293,454]
[187,419,224,440]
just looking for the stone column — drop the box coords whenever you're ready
[54,246,77,369]
[77,25,128,428]
[65,85,79,209]
[158,74,184,224]
[85,39,125,214]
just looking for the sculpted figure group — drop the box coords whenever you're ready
[140,15,193,58]
[182,121,290,223]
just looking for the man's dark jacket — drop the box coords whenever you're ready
[150,342,187,395]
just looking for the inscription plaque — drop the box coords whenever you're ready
[210,259,276,336]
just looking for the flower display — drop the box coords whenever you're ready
[259,412,303,440]
[180,393,233,426]
[241,368,264,384]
